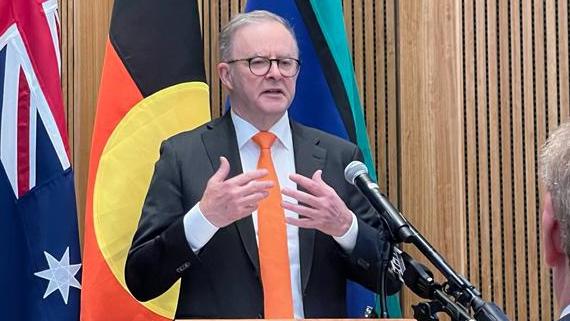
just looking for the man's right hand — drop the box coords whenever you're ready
[199,156,273,228]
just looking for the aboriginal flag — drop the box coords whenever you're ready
[80,0,210,320]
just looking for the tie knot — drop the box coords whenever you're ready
[252,131,276,149]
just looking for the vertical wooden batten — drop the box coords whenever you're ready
[397,0,466,315]
[70,0,114,243]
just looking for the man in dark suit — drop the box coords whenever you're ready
[125,10,396,319]
[540,121,570,321]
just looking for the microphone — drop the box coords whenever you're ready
[344,161,414,242]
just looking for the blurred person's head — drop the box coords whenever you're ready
[540,121,570,313]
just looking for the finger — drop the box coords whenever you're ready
[312,170,334,193]
[286,217,317,229]
[312,170,324,183]
[282,201,320,219]
[228,169,269,186]
[239,180,273,195]
[210,156,231,182]
[281,187,320,208]
[239,190,270,206]
[288,173,323,196]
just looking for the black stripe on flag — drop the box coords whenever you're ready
[109,0,206,97]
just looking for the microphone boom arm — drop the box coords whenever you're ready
[345,161,510,321]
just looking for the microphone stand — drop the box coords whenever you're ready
[398,248,473,321]
[352,176,510,321]
[388,218,507,321]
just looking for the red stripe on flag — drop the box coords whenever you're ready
[17,68,30,197]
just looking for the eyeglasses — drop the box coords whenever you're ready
[226,56,301,78]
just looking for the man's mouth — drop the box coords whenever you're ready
[262,88,284,95]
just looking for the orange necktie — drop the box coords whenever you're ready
[252,131,294,318]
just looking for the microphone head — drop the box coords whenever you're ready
[344,160,368,185]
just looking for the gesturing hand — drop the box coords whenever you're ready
[200,157,273,228]
[282,170,353,237]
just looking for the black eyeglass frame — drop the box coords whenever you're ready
[226,56,301,78]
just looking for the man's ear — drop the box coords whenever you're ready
[543,192,566,267]
[217,63,233,90]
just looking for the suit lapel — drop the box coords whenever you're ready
[202,113,260,275]
[291,121,326,292]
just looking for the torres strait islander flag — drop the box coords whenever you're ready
[80,0,209,320]
[0,0,82,320]
[245,0,402,317]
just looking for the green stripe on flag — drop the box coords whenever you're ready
[308,0,375,180]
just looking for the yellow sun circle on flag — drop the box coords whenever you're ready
[93,82,210,318]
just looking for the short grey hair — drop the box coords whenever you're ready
[540,121,570,256]
[219,10,298,62]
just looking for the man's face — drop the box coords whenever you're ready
[218,21,299,129]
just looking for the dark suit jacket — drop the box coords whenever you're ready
[560,314,570,321]
[125,112,396,318]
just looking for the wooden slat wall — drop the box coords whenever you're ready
[346,0,400,204]
[460,0,570,319]
[61,0,114,243]
[63,0,570,319]
[59,0,74,226]
[397,1,466,319]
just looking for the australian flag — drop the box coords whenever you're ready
[0,0,82,320]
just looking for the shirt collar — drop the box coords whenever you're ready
[230,110,293,151]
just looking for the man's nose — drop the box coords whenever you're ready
[266,60,282,78]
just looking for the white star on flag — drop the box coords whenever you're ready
[34,247,82,304]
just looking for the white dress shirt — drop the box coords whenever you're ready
[182,110,358,318]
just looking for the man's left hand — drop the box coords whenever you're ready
[282,170,353,237]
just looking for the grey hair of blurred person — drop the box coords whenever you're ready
[540,121,570,256]
[218,10,299,62]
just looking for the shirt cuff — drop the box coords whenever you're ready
[333,211,359,253]
[183,202,219,253]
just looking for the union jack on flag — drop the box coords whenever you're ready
[0,0,81,320]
